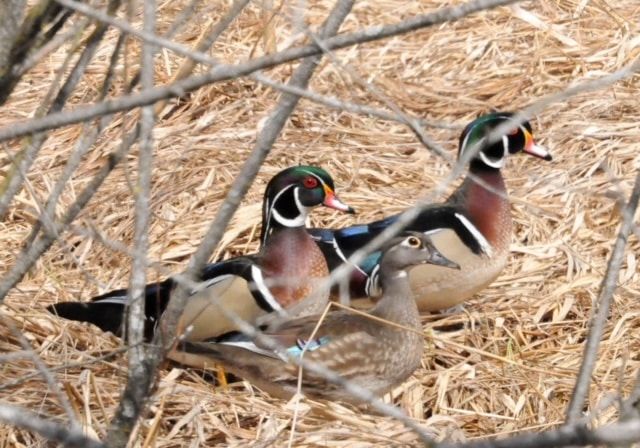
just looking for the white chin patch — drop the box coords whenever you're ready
[270,186,307,228]
[479,151,505,169]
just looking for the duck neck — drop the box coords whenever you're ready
[372,267,420,329]
[456,162,509,248]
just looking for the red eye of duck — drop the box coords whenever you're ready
[303,176,319,188]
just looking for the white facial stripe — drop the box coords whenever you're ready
[460,129,473,158]
[251,265,285,315]
[293,187,312,219]
[464,116,534,168]
[272,208,306,227]
[479,150,504,169]
[268,184,306,228]
[454,212,493,257]
[477,134,507,168]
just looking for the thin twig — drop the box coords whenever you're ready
[0,346,131,392]
[439,419,640,448]
[565,170,640,422]
[0,403,104,448]
[10,16,91,80]
[299,23,452,160]
[0,0,121,219]
[58,0,460,131]
[0,126,138,302]
[0,312,80,430]
[23,33,125,249]
[103,0,156,444]
[0,0,69,105]
[0,0,522,142]
[0,0,248,303]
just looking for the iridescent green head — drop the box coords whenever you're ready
[261,166,354,244]
[458,112,552,169]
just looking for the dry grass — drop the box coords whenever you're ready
[1,0,640,446]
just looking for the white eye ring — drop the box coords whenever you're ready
[406,236,421,248]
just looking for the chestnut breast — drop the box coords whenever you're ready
[260,228,329,308]
[462,169,512,251]
[409,170,513,312]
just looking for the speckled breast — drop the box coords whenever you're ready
[260,229,330,313]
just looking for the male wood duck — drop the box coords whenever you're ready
[171,232,459,402]
[47,166,354,345]
[309,112,552,312]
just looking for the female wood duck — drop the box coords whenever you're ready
[171,232,459,402]
[309,112,552,312]
[47,166,354,344]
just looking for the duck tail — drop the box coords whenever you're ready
[46,279,173,340]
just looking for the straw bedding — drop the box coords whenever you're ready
[0,0,639,446]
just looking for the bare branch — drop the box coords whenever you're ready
[0,0,522,142]
[0,313,80,429]
[0,345,130,392]
[253,73,458,130]
[0,0,122,219]
[104,0,156,444]
[0,127,138,302]
[23,33,125,249]
[0,0,68,104]
[439,419,640,448]
[566,170,640,422]
[9,16,91,80]
[0,0,245,303]
[63,0,455,131]
[22,0,204,247]
[0,0,26,72]
[0,403,104,448]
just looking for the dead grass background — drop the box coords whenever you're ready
[0,0,639,446]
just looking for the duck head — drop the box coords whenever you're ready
[458,112,552,170]
[261,166,354,243]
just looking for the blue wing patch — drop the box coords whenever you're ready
[360,251,382,276]
[286,336,331,358]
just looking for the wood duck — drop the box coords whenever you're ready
[309,112,552,312]
[171,232,459,402]
[47,166,355,345]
